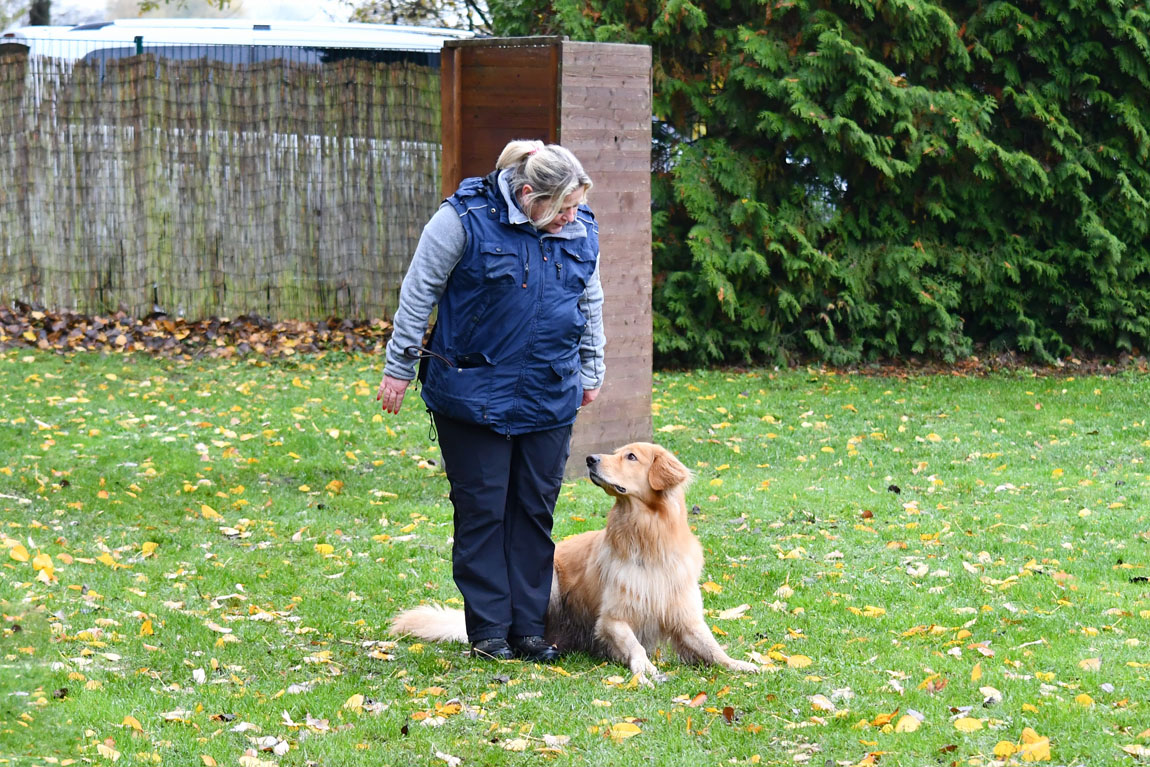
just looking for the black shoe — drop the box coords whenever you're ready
[509,635,560,663]
[470,638,513,660]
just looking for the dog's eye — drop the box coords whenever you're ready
[626,452,637,461]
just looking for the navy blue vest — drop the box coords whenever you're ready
[421,172,599,435]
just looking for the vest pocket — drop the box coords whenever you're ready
[549,355,579,381]
[425,353,497,426]
[536,353,582,424]
[481,241,523,286]
[558,243,595,292]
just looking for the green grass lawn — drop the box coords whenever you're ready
[1,350,1148,766]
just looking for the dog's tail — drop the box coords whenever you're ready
[389,605,468,643]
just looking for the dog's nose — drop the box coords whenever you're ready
[586,455,599,467]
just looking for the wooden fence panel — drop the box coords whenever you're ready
[0,52,441,321]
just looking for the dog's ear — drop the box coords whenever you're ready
[648,449,690,492]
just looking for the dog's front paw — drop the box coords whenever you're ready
[630,657,660,687]
[631,671,667,687]
[725,659,761,674]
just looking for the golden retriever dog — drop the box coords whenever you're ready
[390,442,760,684]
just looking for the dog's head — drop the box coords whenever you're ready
[586,442,692,501]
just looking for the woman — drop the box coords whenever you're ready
[377,140,606,662]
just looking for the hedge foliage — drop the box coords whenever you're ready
[492,0,1150,365]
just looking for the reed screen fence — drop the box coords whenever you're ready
[0,45,441,321]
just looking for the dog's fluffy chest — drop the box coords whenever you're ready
[604,552,697,599]
[594,535,703,618]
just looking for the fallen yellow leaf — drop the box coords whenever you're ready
[718,604,751,620]
[994,741,1018,758]
[436,701,462,716]
[809,694,835,712]
[786,654,813,669]
[9,544,30,562]
[238,755,276,767]
[31,551,53,574]
[980,685,1003,704]
[954,717,983,733]
[609,722,642,741]
[96,552,126,569]
[894,714,920,733]
[871,710,898,727]
[1021,727,1044,744]
[1019,728,1051,761]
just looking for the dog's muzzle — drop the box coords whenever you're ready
[586,455,627,494]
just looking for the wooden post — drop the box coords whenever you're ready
[440,37,653,475]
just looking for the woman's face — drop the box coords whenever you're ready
[522,187,585,234]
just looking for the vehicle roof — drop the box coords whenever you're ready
[1,19,474,53]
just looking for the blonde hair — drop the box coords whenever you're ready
[496,140,593,229]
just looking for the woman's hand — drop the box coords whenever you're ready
[377,375,410,414]
[581,387,600,407]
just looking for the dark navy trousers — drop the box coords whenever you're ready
[433,413,571,643]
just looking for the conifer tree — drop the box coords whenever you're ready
[493,0,1150,363]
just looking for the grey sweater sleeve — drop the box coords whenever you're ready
[383,204,466,381]
[578,259,606,389]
